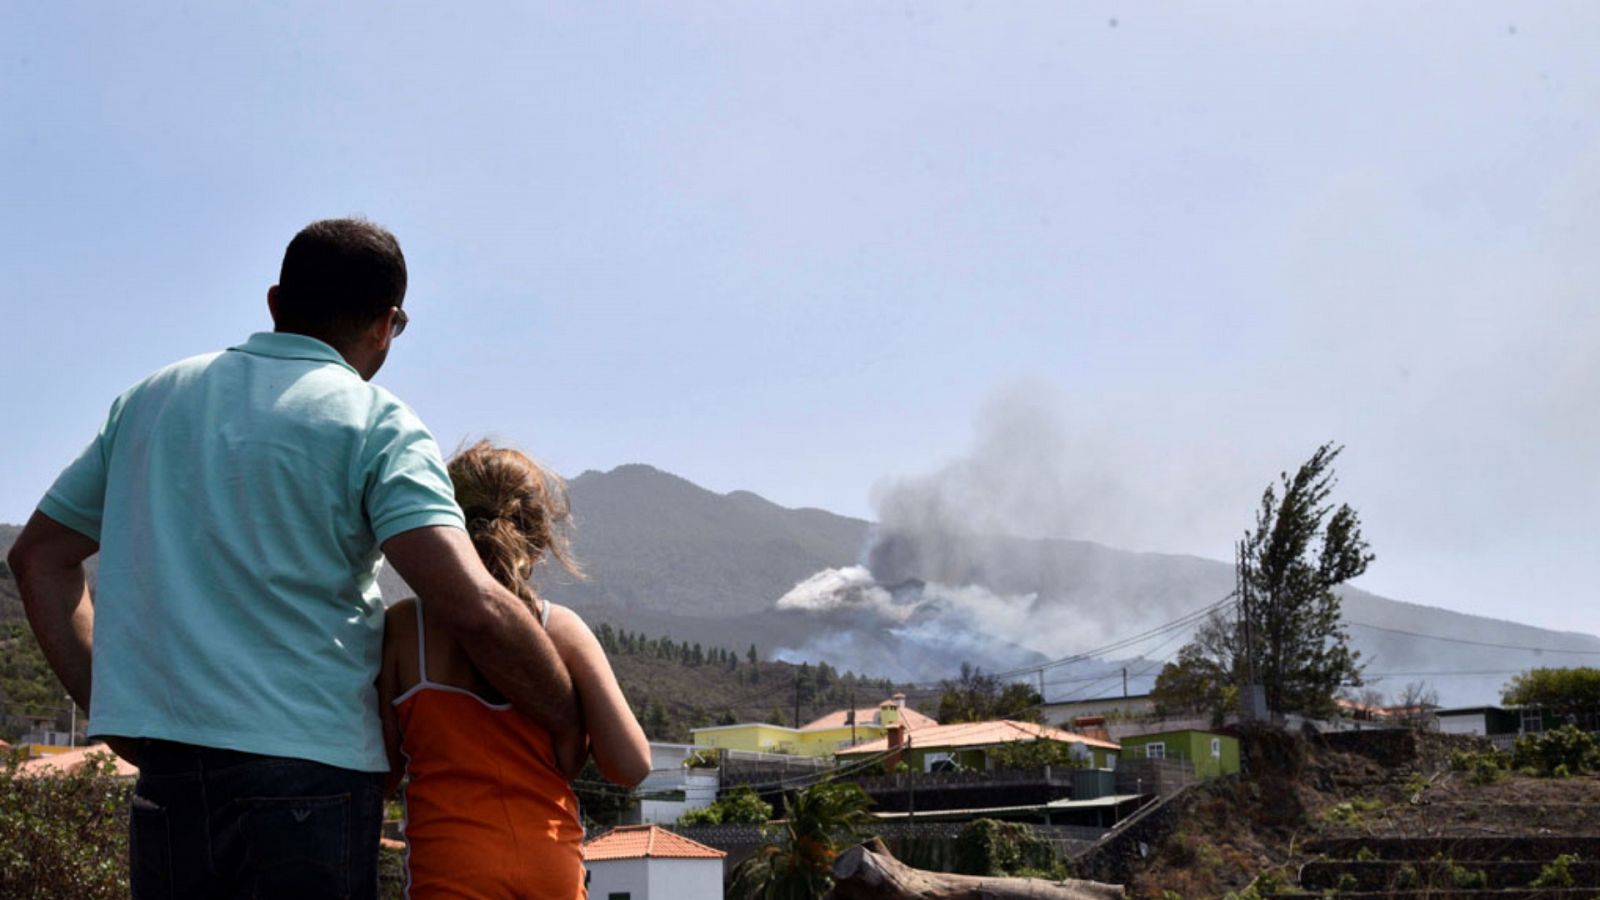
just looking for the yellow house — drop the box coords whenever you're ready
[690,694,937,758]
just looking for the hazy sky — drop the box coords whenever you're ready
[4,4,1597,635]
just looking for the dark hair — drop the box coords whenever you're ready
[274,218,407,348]
[448,441,583,611]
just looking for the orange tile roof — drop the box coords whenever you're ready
[801,702,938,732]
[836,719,1120,756]
[582,825,726,861]
[15,745,139,779]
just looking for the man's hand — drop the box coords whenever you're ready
[381,526,580,748]
[8,511,98,714]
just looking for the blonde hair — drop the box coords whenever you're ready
[447,441,582,610]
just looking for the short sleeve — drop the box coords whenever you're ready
[361,400,466,545]
[38,402,121,543]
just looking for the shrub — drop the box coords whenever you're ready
[952,818,1066,879]
[1449,748,1510,785]
[1529,853,1579,889]
[1441,858,1488,889]
[0,751,131,899]
[1319,797,1384,827]
[1513,724,1598,777]
[679,785,772,826]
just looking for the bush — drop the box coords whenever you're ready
[678,785,772,826]
[1448,748,1510,785]
[952,818,1067,879]
[1319,797,1384,827]
[0,750,131,899]
[1513,725,1598,777]
[1529,853,1579,889]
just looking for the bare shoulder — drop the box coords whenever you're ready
[544,604,602,659]
[544,603,592,642]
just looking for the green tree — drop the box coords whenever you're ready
[1151,612,1239,726]
[729,781,875,900]
[644,700,670,739]
[1235,443,1370,717]
[937,663,1042,724]
[1502,667,1600,726]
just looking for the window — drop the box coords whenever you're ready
[1211,738,1222,759]
[1144,743,1166,759]
[925,752,956,773]
[1521,708,1544,734]
[608,894,631,900]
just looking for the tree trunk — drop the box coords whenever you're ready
[827,839,1124,900]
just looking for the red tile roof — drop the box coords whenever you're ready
[15,745,139,779]
[582,825,726,861]
[801,702,938,732]
[836,719,1120,756]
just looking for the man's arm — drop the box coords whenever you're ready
[381,526,579,747]
[8,511,98,712]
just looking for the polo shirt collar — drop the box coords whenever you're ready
[229,332,361,377]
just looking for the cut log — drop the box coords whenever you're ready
[828,840,1124,900]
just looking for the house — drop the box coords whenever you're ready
[1038,692,1157,727]
[583,824,725,900]
[835,719,1120,773]
[1434,706,1522,737]
[632,742,719,825]
[1118,729,1238,779]
[689,694,936,758]
[1434,704,1598,740]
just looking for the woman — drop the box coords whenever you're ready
[379,441,650,899]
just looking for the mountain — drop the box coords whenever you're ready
[5,465,1598,707]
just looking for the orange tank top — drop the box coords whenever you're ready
[394,600,586,900]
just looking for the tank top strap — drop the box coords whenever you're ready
[540,598,553,628]
[414,596,430,684]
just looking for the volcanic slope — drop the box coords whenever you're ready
[7,464,1600,701]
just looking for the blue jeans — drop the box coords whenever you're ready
[127,739,384,900]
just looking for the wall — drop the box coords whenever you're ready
[689,724,799,754]
[585,858,650,900]
[647,858,723,900]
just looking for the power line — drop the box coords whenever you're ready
[1347,621,1600,656]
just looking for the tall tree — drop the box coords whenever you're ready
[1237,442,1371,717]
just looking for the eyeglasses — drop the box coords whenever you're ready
[392,307,409,338]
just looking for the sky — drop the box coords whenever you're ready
[3,4,1598,635]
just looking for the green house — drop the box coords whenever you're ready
[1119,729,1239,779]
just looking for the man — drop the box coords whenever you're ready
[8,218,578,899]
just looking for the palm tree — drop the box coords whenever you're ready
[729,781,876,900]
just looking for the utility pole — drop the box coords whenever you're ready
[1122,667,1128,698]
[67,694,76,748]
[849,691,857,746]
[1038,666,1047,703]
[793,675,801,729]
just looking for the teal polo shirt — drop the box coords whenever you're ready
[40,332,465,772]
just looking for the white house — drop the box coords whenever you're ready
[583,825,725,900]
[632,742,719,825]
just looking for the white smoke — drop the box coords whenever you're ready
[775,565,910,623]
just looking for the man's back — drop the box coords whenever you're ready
[45,331,462,770]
